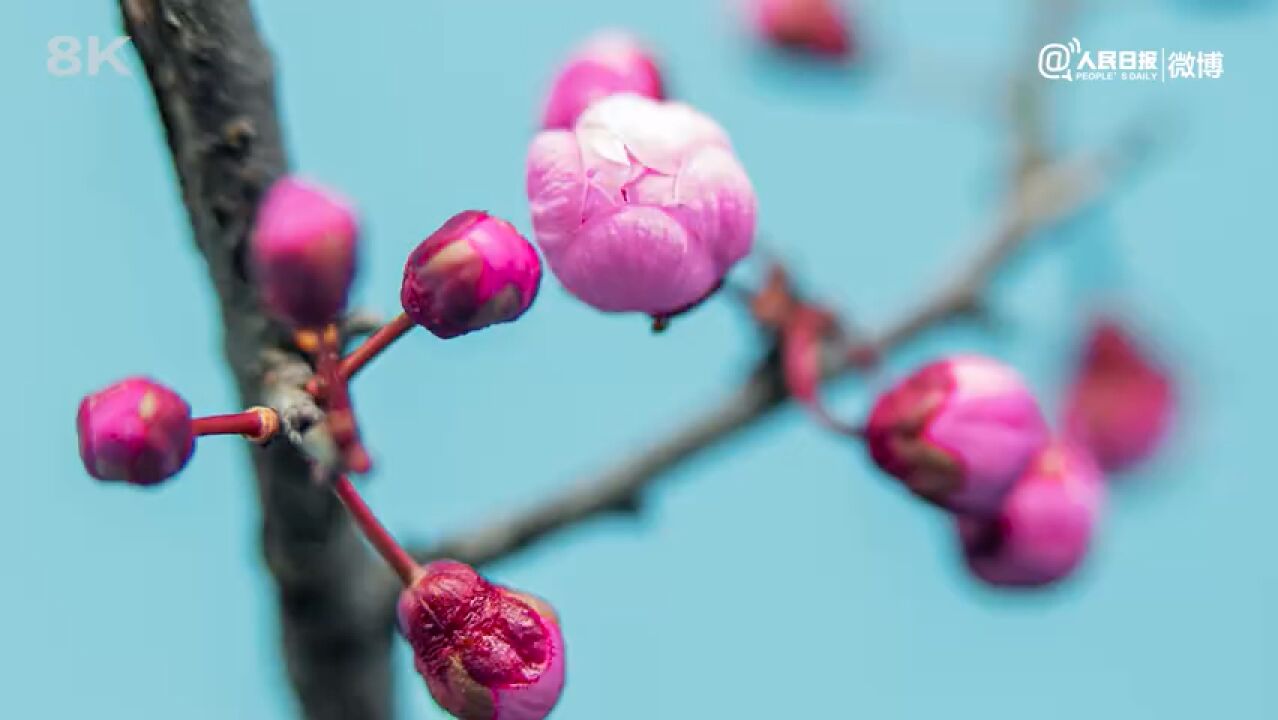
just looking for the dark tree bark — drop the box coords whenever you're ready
[121,2,397,718]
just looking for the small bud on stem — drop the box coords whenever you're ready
[77,377,195,486]
[958,440,1105,588]
[865,355,1050,516]
[401,211,542,340]
[251,177,359,329]
[398,561,566,720]
[77,380,282,486]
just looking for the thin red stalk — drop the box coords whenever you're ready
[317,324,372,473]
[192,407,279,443]
[306,313,414,397]
[333,474,420,586]
[782,308,866,438]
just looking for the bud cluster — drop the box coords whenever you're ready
[757,257,1174,590]
[76,174,561,719]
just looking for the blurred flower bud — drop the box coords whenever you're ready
[1063,318,1174,473]
[251,176,359,328]
[400,211,542,339]
[752,0,854,59]
[865,355,1050,516]
[77,377,195,486]
[542,31,665,130]
[397,561,566,720]
[958,440,1105,588]
[527,94,756,320]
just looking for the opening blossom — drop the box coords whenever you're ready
[542,31,664,130]
[1062,318,1175,473]
[251,176,359,329]
[527,93,756,321]
[77,377,195,486]
[752,0,854,59]
[958,441,1105,588]
[401,211,542,339]
[398,561,566,720]
[865,355,1050,516]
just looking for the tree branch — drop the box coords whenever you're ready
[121,2,397,718]
[414,126,1152,569]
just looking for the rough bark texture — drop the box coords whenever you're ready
[121,2,397,718]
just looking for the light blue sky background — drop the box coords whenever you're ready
[4,1,1275,718]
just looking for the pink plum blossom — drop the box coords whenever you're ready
[958,440,1105,588]
[542,31,664,130]
[527,93,756,320]
[77,377,195,486]
[397,561,566,720]
[865,355,1050,516]
[1063,318,1175,473]
[251,176,359,328]
[401,211,542,339]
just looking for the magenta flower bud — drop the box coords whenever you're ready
[752,0,854,59]
[250,176,359,328]
[527,94,757,319]
[541,31,665,130]
[1062,318,1174,473]
[400,211,542,339]
[397,561,566,720]
[76,377,195,486]
[865,355,1050,516]
[958,441,1105,588]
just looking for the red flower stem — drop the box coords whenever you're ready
[316,324,372,473]
[782,307,867,439]
[305,312,414,397]
[333,474,421,586]
[192,407,279,444]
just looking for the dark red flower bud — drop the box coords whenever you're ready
[1063,317,1175,472]
[397,561,566,720]
[77,377,194,486]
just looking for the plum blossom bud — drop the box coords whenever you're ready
[958,441,1105,588]
[542,31,665,130]
[400,211,542,339]
[865,355,1050,516]
[397,561,566,720]
[76,377,195,486]
[251,176,359,328]
[752,0,854,59]
[1063,318,1174,473]
[527,94,756,320]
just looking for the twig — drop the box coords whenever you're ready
[413,127,1150,569]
